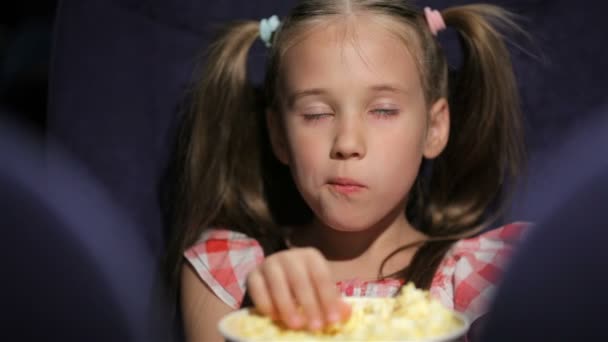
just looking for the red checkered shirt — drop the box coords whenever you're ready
[184,222,527,321]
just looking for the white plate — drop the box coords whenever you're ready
[218,297,470,342]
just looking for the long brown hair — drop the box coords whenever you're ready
[166,0,525,298]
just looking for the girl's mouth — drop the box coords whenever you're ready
[328,178,366,194]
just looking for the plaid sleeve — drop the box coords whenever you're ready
[184,229,264,309]
[430,222,529,321]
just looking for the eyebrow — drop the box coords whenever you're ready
[286,84,409,107]
[369,84,409,94]
[286,88,327,107]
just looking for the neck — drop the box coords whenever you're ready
[292,205,427,263]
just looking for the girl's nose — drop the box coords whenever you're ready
[330,118,366,160]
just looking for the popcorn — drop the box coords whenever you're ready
[220,282,467,341]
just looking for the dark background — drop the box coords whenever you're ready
[0,1,56,133]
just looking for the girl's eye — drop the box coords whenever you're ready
[370,108,399,117]
[302,113,332,122]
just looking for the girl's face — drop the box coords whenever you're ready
[269,14,449,232]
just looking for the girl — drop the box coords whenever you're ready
[167,1,528,341]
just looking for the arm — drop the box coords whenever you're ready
[181,263,233,342]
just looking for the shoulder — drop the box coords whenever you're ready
[430,222,530,320]
[185,228,265,261]
[184,228,265,309]
[451,221,528,254]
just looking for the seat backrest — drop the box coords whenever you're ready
[47,0,607,251]
[1,119,171,341]
[479,105,608,341]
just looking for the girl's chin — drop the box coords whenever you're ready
[317,215,377,233]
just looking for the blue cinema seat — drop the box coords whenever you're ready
[1,119,171,341]
[475,104,608,341]
[47,0,607,256]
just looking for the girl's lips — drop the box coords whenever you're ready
[330,184,365,194]
[328,178,366,194]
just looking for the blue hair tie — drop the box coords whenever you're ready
[259,15,281,47]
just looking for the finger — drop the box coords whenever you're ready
[339,299,352,321]
[305,249,344,324]
[262,258,304,329]
[246,269,275,318]
[281,255,324,331]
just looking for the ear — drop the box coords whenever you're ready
[423,98,450,159]
[266,109,289,165]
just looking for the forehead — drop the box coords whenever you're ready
[279,13,423,100]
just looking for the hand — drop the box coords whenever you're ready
[246,247,351,331]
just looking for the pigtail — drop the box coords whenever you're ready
[401,5,526,288]
[426,4,524,235]
[166,21,280,294]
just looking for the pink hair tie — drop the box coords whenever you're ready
[424,7,446,36]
